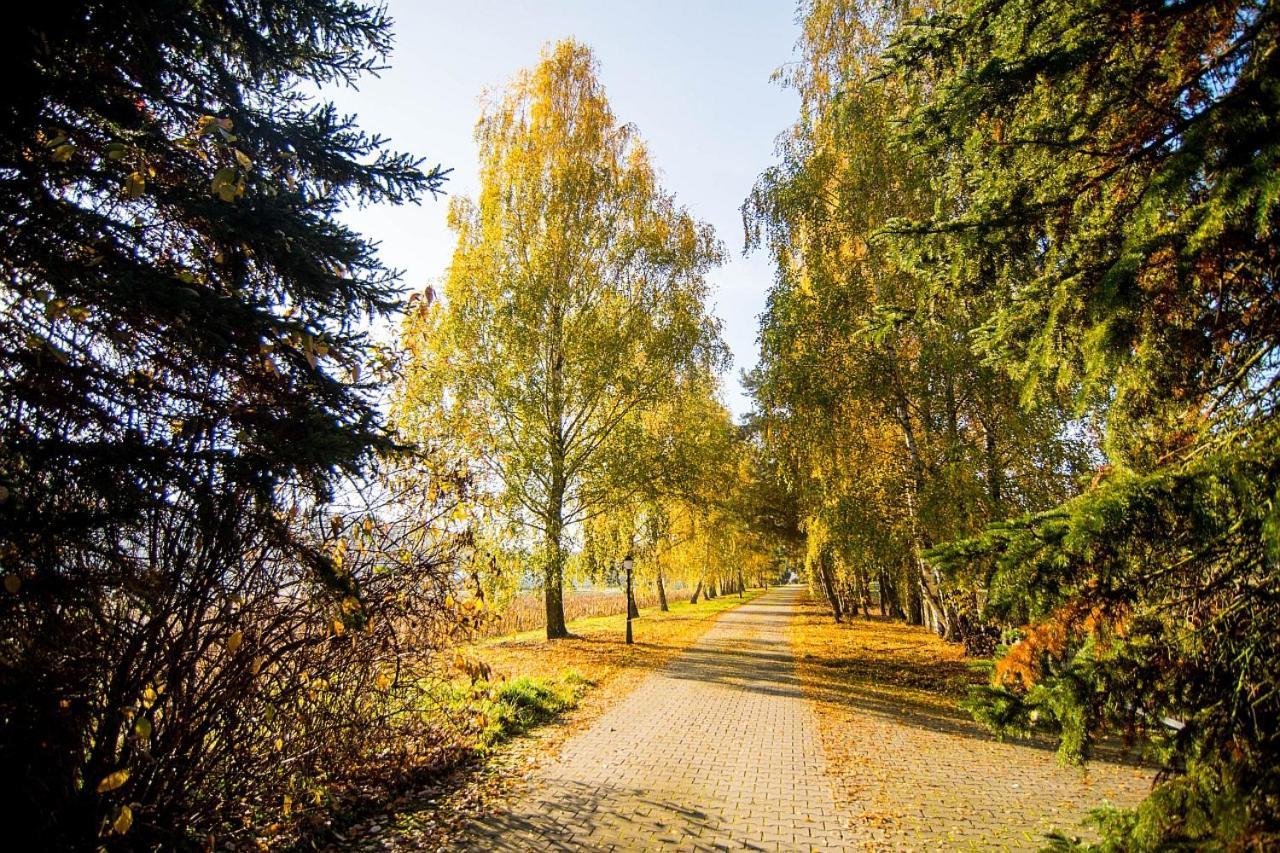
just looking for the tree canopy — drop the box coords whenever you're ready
[745,0,1280,846]
[396,40,727,639]
[1,2,449,846]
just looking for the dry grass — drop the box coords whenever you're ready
[475,589,759,687]
[478,585,692,637]
[788,595,978,716]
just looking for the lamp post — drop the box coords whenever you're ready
[623,553,634,645]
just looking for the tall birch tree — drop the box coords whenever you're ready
[398,41,725,638]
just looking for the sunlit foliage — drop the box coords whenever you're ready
[396,41,727,638]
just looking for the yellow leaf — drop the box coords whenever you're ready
[3,574,19,594]
[331,619,345,636]
[96,768,130,793]
[124,171,145,199]
[134,718,152,740]
[113,805,133,834]
[375,672,392,691]
[52,143,74,162]
[274,737,284,752]
[227,630,243,654]
[251,655,266,676]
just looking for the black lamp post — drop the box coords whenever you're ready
[623,553,634,645]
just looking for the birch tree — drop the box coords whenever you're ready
[398,41,724,638]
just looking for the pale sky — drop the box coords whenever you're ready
[328,1,800,419]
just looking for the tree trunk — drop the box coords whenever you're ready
[543,286,569,639]
[859,567,874,617]
[543,469,569,639]
[627,579,639,618]
[656,569,669,611]
[544,552,568,639]
[689,577,703,605]
[818,554,843,622]
[918,564,953,639]
[984,418,1003,510]
[907,571,923,625]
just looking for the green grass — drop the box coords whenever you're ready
[442,670,591,752]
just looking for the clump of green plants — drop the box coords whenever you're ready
[444,671,591,752]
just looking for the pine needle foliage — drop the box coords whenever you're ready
[889,0,1280,846]
[1,2,448,846]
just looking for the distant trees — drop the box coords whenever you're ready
[0,1,453,847]
[745,0,1085,648]
[397,41,726,639]
[579,380,755,612]
[751,0,1280,846]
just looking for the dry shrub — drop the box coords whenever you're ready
[0,456,473,850]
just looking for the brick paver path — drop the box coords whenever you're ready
[461,586,848,851]
[457,586,1150,851]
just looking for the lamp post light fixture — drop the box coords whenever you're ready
[623,553,635,645]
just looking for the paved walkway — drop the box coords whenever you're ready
[461,586,848,851]
[457,586,1150,851]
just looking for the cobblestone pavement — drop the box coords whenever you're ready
[460,586,851,851]
[792,599,1153,850]
[457,587,1151,851]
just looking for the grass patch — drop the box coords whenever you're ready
[442,670,591,752]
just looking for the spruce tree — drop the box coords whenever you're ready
[890,1,1280,845]
[0,2,444,845]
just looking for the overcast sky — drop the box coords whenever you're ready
[328,0,800,419]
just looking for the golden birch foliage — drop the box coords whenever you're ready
[396,40,724,636]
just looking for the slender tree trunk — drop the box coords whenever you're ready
[543,542,568,639]
[907,570,923,625]
[656,569,669,611]
[542,433,568,639]
[689,577,703,604]
[627,578,639,618]
[818,554,842,622]
[543,289,569,639]
[859,567,874,616]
